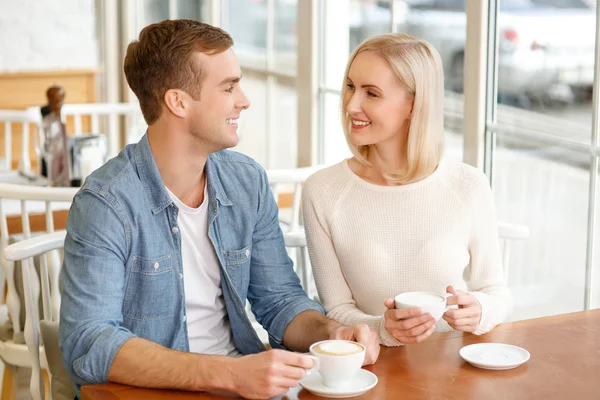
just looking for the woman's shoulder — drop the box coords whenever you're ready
[440,159,491,198]
[304,160,352,192]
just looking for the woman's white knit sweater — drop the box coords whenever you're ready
[302,159,511,346]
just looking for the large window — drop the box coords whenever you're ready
[223,0,299,168]
[485,0,599,315]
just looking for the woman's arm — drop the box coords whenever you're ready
[302,181,402,346]
[465,173,512,334]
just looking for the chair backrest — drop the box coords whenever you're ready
[283,229,315,298]
[267,165,324,232]
[25,102,146,163]
[4,230,66,400]
[0,183,77,348]
[497,221,530,282]
[0,109,41,172]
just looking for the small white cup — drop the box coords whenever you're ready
[307,340,365,389]
[394,291,452,321]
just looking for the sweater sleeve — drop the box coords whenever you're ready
[302,178,403,347]
[467,173,512,335]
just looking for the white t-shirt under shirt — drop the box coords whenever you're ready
[166,184,239,356]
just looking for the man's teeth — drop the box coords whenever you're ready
[226,119,238,125]
[353,120,370,126]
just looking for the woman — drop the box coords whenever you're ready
[302,33,511,346]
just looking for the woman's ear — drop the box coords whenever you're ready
[163,89,186,119]
[408,98,415,119]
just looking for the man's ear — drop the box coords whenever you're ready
[163,89,186,118]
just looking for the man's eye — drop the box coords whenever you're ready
[225,86,234,93]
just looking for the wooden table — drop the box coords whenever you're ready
[81,310,600,399]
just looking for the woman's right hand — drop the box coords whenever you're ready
[383,299,437,344]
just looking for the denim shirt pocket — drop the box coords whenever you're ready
[222,244,252,296]
[123,254,174,320]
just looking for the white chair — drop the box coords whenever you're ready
[4,231,67,400]
[497,221,530,282]
[0,108,40,173]
[266,165,324,232]
[0,183,77,397]
[284,229,313,296]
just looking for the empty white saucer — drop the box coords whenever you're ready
[299,369,378,398]
[460,343,530,370]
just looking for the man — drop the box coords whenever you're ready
[59,19,379,399]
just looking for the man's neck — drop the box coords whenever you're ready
[148,123,208,208]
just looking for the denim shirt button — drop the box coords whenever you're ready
[245,249,250,257]
[153,262,159,270]
[172,226,179,234]
[182,315,187,322]
[179,273,183,279]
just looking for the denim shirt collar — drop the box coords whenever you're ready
[133,133,232,214]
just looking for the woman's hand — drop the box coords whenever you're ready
[383,299,436,344]
[443,286,482,332]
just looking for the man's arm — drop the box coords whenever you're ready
[283,310,380,364]
[282,310,341,351]
[246,167,325,350]
[107,338,234,391]
[248,167,380,364]
[109,338,316,398]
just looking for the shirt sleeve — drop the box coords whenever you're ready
[246,166,324,350]
[59,189,136,387]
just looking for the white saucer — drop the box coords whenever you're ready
[299,369,378,398]
[459,343,530,370]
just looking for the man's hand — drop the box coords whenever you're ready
[383,299,436,344]
[230,349,315,399]
[329,323,380,365]
[443,286,482,332]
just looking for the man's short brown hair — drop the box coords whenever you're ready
[124,19,233,124]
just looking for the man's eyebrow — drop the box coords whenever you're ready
[219,74,242,85]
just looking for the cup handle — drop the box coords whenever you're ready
[443,293,453,312]
[306,355,320,375]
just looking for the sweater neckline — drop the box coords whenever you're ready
[342,158,446,192]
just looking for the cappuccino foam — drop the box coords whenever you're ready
[313,341,363,356]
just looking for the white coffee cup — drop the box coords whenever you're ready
[394,291,452,321]
[307,340,365,389]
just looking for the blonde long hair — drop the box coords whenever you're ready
[341,33,444,184]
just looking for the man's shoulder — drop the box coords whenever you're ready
[78,144,139,201]
[208,150,266,182]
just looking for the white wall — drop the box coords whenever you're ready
[0,0,99,72]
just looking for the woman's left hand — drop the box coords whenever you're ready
[443,286,482,333]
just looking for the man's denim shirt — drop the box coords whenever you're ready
[59,134,323,391]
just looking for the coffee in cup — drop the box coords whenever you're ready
[394,291,451,321]
[312,340,364,356]
[308,340,365,389]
